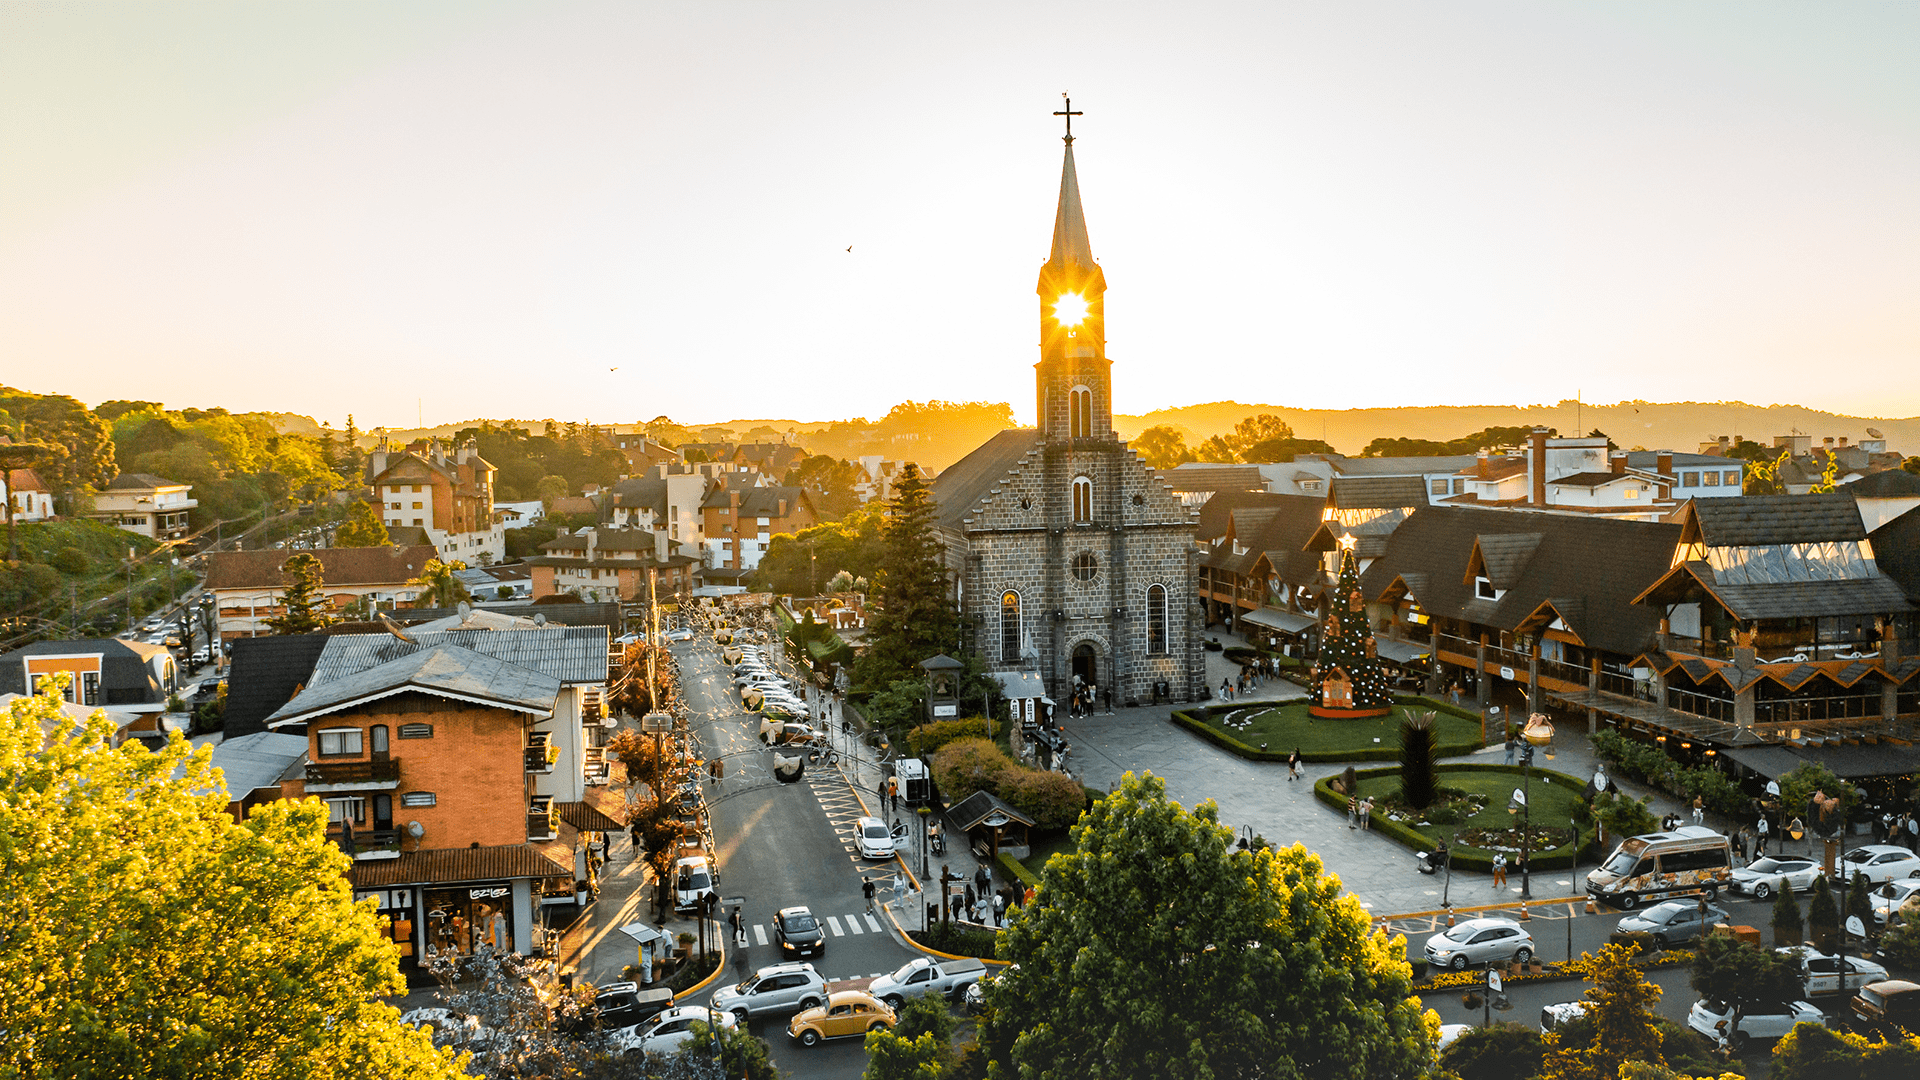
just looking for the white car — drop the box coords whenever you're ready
[1423,917,1535,971]
[1729,856,1822,900]
[856,816,896,859]
[1838,845,1920,886]
[665,628,695,642]
[1435,1024,1472,1054]
[1869,879,1920,926]
[612,1005,737,1057]
[1539,1001,1590,1032]
[1685,997,1824,1050]
[1776,946,1888,997]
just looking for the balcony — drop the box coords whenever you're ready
[525,744,559,774]
[328,828,402,861]
[305,758,400,791]
[527,811,556,841]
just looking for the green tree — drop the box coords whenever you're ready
[1777,762,1859,840]
[1539,943,1665,1080]
[785,453,866,520]
[1132,424,1196,470]
[409,557,470,608]
[1805,874,1840,951]
[1772,1023,1920,1080]
[675,1017,782,1080]
[1438,1022,1544,1080]
[333,499,391,548]
[1847,870,1876,933]
[979,772,1433,1079]
[0,685,465,1077]
[852,465,960,691]
[862,993,955,1079]
[1399,709,1438,809]
[1688,934,1802,1044]
[1772,879,1805,947]
[266,552,335,634]
[1591,790,1659,852]
[1310,540,1391,714]
[0,386,117,507]
[751,505,886,595]
[537,473,570,511]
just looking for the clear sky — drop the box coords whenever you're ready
[2,1,1916,430]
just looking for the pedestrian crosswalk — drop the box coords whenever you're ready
[736,910,887,948]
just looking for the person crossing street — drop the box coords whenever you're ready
[863,876,876,915]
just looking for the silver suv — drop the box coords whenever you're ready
[710,962,828,1021]
[1424,917,1535,971]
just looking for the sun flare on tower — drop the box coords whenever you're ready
[1052,292,1090,328]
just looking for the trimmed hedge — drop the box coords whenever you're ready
[1311,763,1584,871]
[1169,696,1487,763]
[906,717,991,757]
[997,852,1040,890]
[929,737,1084,830]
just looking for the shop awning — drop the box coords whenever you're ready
[555,800,625,832]
[1723,742,1920,781]
[348,844,571,888]
[1241,607,1316,635]
[1374,638,1429,666]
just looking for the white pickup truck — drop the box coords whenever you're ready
[868,956,988,1009]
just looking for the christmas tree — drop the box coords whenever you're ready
[1309,536,1392,717]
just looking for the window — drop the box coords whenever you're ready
[371,725,389,755]
[1146,584,1168,655]
[1072,477,1092,523]
[1001,592,1022,663]
[401,792,436,808]
[1072,552,1098,582]
[1475,576,1499,600]
[1683,472,1700,487]
[325,797,366,826]
[1451,478,1465,494]
[1069,386,1093,438]
[1723,470,1741,486]
[1703,471,1721,486]
[412,519,423,527]
[1622,488,1641,500]
[1430,479,1448,496]
[317,728,363,757]
[388,502,400,510]
[81,671,100,706]
[412,502,423,510]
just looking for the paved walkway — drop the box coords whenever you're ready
[1057,669,1704,918]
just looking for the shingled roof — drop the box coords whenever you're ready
[1328,475,1428,510]
[930,430,1043,533]
[266,643,562,727]
[1196,489,1299,544]
[1360,506,1677,656]
[1166,464,1267,494]
[308,625,610,686]
[1681,493,1864,547]
[204,546,439,590]
[221,634,331,737]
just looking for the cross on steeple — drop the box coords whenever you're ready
[1054,94,1082,144]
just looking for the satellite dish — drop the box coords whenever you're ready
[407,820,425,839]
[457,600,471,619]
[1867,427,1883,439]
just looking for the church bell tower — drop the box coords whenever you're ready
[1036,99,1112,443]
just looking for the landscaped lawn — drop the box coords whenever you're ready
[1352,766,1586,856]
[1197,701,1486,760]
[1019,829,1076,881]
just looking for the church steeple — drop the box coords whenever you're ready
[1036,97,1111,443]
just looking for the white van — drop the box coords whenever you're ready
[1585,825,1732,910]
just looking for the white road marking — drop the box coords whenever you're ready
[865,913,883,932]
[754,924,768,946]
[826,916,845,936]
[843,914,864,935]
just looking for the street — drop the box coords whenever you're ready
[675,634,918,1079]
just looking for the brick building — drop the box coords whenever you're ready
[367,438,504,565]
[930,124,1202,707]
[204,545,439,641]
[699,477,817,572]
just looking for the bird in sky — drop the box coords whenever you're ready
[846,246,852,252]
[609,367,619,372]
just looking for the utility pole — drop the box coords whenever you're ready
[125,547,135,630]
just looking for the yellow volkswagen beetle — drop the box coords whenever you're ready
[787,990,896,1047]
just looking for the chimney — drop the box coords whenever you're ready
[1476,448,1491,480]
[1838,436,1850,448]
[1733,434,1743,447]
[1610,451,1627,475]
[1824,437,1835,449]
[1716,435,1730,450]
[1530,428,1549,507]
[370,450,388,478]
[1655,450,1673,500]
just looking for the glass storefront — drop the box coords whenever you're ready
[423,882,515,959]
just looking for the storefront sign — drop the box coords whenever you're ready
[933,704,957,717]
[1499,666,1514,681]
[469,885,510,900]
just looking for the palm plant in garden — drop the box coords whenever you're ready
[1399,709,1438,809]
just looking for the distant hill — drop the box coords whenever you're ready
[1113,401,1920,458]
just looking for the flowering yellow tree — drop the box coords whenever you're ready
[0,682,465,1078]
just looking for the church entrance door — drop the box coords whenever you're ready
[1071,643,1098,691]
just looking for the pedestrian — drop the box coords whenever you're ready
[888,776,899,812]
[1907,813,1918,852]
[1491,852,1507,889]
[964,883,976,916]
[1692,796,1705,825]
[1450,681,1462,707]
[1504,730,1516,765]
[1288,748,1302,781]
[1756,815,1770,855]
[863,876,876,915]
[1347,793,1358,829]
[731,905,746,947]
[1359,796,1374,830]
[1730,829,1745,862]
[975,864,991,896]
[1221,677,1231,701]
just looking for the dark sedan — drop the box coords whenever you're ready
[775,906,826,959]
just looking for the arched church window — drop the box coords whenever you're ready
[1072,552,1099,582]
[1001,591,1022,663]
[1069,386,1093,439]
[1072,477,1092,523]
[1146,584,1168,655]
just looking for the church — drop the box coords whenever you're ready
[931,112,1204,707]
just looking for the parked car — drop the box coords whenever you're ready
[787,991,896,1047]
[869,956,989,1009]
[856,816,896,860]
[1539,1001,1590,1033]
[1609,900,1730,949]
[1775,946,1889,998]
[774,906,826,959]
[1868,879,1920,927]
[1838,845,1920,886]
[1729,856,1821,900]
[1850,979,1920,1034]
[665,628,695,642]
[711,962,827,1020]
[1423,917,1535,971]
[612,1006,736,1057]
[399,1007,492,1048]
[1686,997,1824,1050]
[557,982,674,1035]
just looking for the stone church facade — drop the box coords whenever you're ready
[930,129,1204,706]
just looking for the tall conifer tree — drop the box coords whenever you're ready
[854,464,960,689]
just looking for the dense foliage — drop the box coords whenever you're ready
[853,465,962,690]
[1538,944,1664,1080]
[1771,1024,1920,1079]
[265,551,335,634]
[751,503,886,596]
[1362,426,1562,459]
[927,736,1084,830]
[1688,934,1801,1034]
[981,773,1434,1079]
[0,686,464,1078]
[453,420,628,501]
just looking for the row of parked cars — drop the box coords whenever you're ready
[730,644,810,720]
[705,956,987,1047]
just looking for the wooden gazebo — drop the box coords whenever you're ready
[946,790,1035,860]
